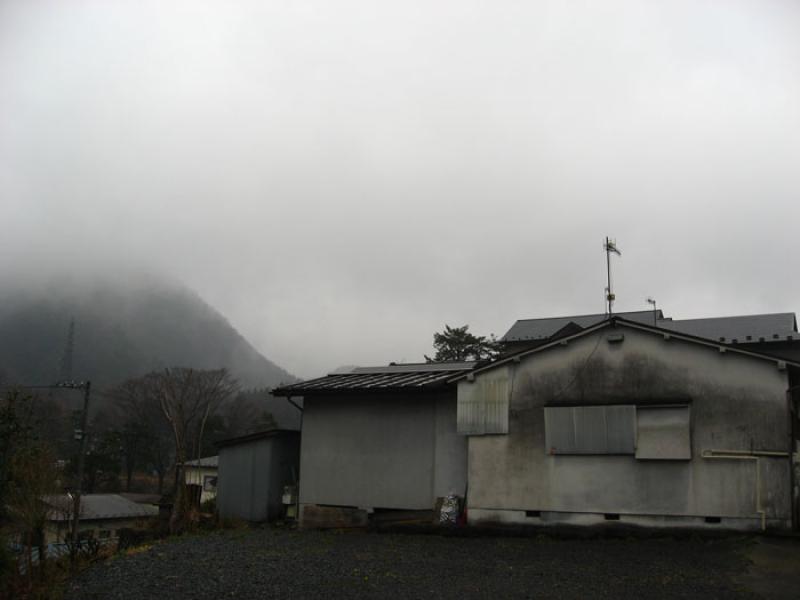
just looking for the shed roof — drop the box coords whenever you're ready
[657,313,798,343]
[502,310,663,341]
[215,429,300,449]
[183,455,218,468]
[272,362,476,396]
[42,494,158,522]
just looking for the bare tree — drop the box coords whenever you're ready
[157,368,238,532]
[110,368,239,532]
[111,369,238,532]
[108,379,173,493]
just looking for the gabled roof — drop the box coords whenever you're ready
[502,310,663,342]
[42,494,158,522]
[657,313,798,344]
[451,317,800,383]
[272,362,476,396]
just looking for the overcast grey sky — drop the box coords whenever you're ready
[1,0,799,378]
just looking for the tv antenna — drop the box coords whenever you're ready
[603,237,621,315]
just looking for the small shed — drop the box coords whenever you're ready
[272,362,475,528]
[215,430,301,522]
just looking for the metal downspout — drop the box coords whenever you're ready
[787,384,800,532]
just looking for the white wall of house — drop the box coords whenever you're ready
[461,325,793,531]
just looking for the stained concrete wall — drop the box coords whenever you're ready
[217,433,300,522]
[299,392,466,511]
[463,325,793,530]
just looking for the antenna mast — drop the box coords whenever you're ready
[603,237,621,315]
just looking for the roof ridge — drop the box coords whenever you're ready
[512,309,657,323]
[456,316,800,384]
[666,312,795,322]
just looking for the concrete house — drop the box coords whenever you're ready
[272,362,474,528]
[454,315,799,532]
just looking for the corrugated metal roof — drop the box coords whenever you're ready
[657,313,798,343]
[216,429,299,449]
[183,455,218,468]
[272,362,476,396]
[502,310,662,341]
[42,494,159,522]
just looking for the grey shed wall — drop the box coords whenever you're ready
[217,433,300,522]
[299,392,466,511]
[462,326,794,531]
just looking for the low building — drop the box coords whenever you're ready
[41,494,158,545]
[272,362,474,528]
[183,456,218,506]
[455,315,799,532]
[215,430,301,522]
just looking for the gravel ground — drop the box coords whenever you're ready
[64,527,757,599]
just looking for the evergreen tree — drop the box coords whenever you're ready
[425,325,502,362]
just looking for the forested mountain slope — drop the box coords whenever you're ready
[0,275,297,391]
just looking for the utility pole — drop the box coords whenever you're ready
[70,380,91,560]
[603,237,622,315]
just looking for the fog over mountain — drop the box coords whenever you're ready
[1,1,798,378]
[0,271,297,390]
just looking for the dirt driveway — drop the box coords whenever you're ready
[736,536,800,600]
[64,528,797,599]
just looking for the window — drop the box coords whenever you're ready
[203,475,218,491]
[635,405,691,460]
[544,405,636,454]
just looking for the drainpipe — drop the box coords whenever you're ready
[702,449,790,531]
[787,384,800,531]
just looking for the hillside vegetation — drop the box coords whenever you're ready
[0,275,297,390]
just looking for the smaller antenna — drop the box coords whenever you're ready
[603,237,621,315]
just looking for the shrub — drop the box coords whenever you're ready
[200,497,216,513]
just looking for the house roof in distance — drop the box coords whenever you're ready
[657,313,798,344]
[502,310,663,342]
[42,494,158,522]
[503,310,798,346]
[272,362,477,396]
[450,316,800,383]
